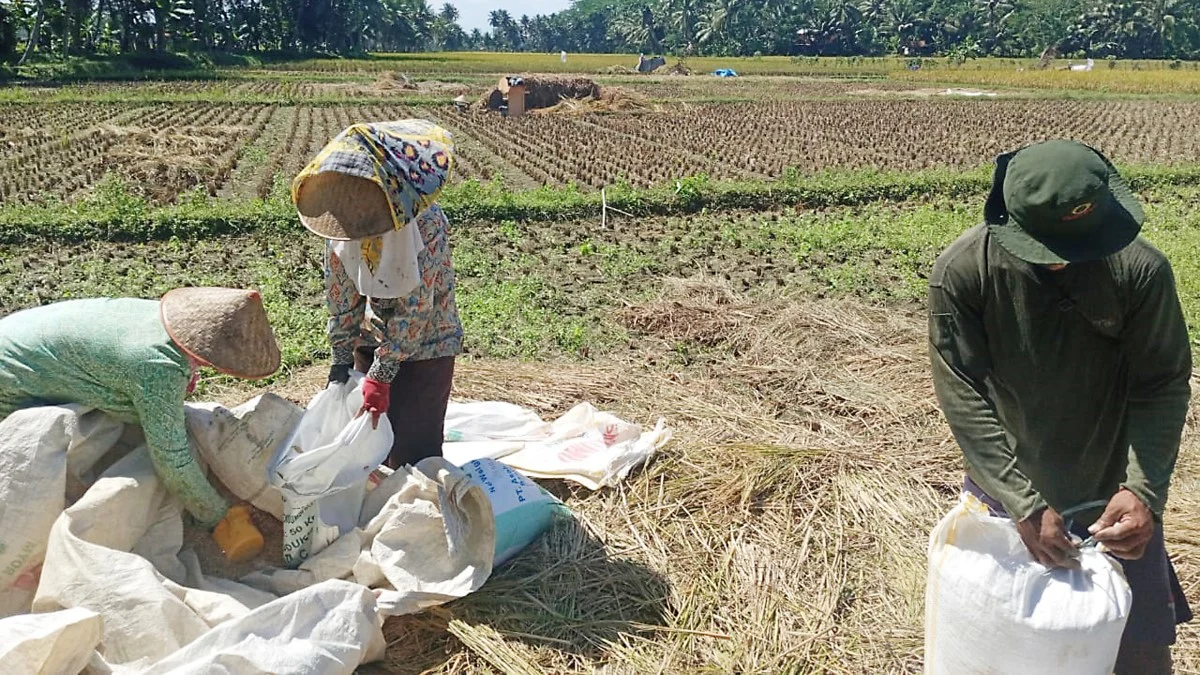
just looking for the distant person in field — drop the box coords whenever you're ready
[928,139,1192,674]
[0,287,281,534]
[291,119,462,471]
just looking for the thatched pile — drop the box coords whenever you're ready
[98,125,246,203]
[374,71,418,91]
[531,87,653,115]
[654,61,693,76]
[483,75,602,112]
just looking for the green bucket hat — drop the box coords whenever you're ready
[984,139,1144,264]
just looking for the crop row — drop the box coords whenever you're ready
[0,103,273,203]
[6,97,1200,205]
[590,99,1200,176]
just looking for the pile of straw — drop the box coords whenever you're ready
[654,61,693,76]
[531,87,653,116]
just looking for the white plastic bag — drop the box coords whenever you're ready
[444,401,552,443]
[443,401,672,490]
[924,493,1132,675]
[271,373,393,567]
[462,458,570,566]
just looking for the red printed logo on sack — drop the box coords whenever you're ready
[1061,202,1095,222]
[13,563,42,590]
[602,424,620,446]
[559,440,602,463]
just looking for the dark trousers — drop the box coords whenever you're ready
[354,348,455,470]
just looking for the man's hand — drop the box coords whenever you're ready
[1088,489,1154,560]
[358,377,390,430]
[1017,507,1080,569]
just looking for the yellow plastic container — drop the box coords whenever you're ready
[212,504,265,563]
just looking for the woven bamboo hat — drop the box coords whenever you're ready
[292,120,455,241]
[294,172,394,241]
[160,287,281,379]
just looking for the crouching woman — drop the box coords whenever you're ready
[0,287,281,541]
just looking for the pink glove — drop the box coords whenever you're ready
[359,378,390,429]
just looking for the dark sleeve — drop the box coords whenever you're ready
[929,247,1047,522]
[1119,261,1192,517]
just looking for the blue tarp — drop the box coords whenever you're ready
[712,69,739,77]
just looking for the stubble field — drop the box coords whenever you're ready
[4,53,1200,673]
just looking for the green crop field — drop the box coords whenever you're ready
[4,54,1200,673]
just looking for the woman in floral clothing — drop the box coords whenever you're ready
[292,120,462,469]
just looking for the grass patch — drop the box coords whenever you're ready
[6,165,1200,245]
[898,62,1200,95]
[6,185,1200,383]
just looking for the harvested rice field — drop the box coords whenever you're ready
[4,54,1200,673]
[9,96,1200,200]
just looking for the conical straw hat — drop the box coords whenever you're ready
[294,172,394,241]
[291,120,455,241]
[160,287,281,379]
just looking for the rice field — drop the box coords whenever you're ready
[4,54,1200,673]
[8,94,1200,202]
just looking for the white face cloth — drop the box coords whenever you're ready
[331,219,423,299]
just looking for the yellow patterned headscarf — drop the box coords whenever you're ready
[360,236,384,275]
[292,119,455,239]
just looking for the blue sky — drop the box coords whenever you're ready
[451,0,576,33]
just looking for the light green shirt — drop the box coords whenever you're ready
[0,298,228,528]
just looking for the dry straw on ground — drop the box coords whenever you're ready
[531,88,654,116]
[221,279,1200,674]
[654,62,694,76]
[98,125,247,202]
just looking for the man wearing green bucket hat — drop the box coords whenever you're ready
[929,139,1192,672]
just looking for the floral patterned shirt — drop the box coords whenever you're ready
[325,204,464,383]
[0,298,228,528]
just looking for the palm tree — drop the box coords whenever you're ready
[611,3,665,53]
[662,0,698,51]
[697,0,745,48]
[488,9,512,49]
[519,14,532,47]
[1145,0,1184,57]
[976,0,1017,54]
[18,0,45,64]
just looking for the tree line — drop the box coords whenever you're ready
[1,0,1197,64]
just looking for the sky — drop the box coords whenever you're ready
[451,0,576,33]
